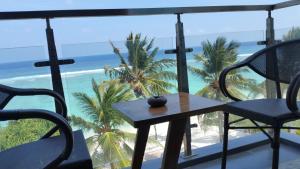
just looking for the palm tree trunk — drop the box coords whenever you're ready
[217,111,224,142]
[154,125,158,140]
[197,114,207,133]
[110,163,116,169]
[216,91,224,142]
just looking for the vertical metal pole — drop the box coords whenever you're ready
[45,18,66,112]
[265,10,279,139]
[175,14,192,156]
[266,11,275,46]
[265,10,277,99]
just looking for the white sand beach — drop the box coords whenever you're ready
[122,116,249,161]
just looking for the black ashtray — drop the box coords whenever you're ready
[147,96,167,107]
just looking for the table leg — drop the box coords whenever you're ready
[131,125,150,169]
[161,118,188,169]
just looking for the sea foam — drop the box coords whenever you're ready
[0,68,106,83]
[0,66,128,83]
[0,53,253,84]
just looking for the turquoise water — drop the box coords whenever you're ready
[0,42,265,120]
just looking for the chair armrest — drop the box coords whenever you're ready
[219,61,247,101]
[0,85,67,118]
[0,109,73,169]
[286,72,300,112]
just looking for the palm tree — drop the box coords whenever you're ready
[105,33,177,140]
[189,37,257,142]
[105,33,177,98]
[283,27,300,41]
[70,79,135,169]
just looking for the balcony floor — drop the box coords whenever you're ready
[185,143,300,169]
[134,132,300,169]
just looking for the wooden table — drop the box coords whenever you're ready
[112,92,224,169]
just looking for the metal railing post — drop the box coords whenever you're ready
[34,18,74,113]
[265,10,277,99]
[45,18,65,98]
[266,11,275,46]
[45,18,65,112]
[175,13,192,156]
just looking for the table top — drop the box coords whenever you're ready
[112,92,225,128]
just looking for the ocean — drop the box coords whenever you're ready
[0,41,265,118]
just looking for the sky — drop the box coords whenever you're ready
[0,0,299,62]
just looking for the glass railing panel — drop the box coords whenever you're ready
[0,46,54,110]
[0,46,55,150]
[60,36,175,168]
[185,30,266,148]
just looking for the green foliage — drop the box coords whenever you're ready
[189,37,257,101]
[189,37,259,138]
[70,79,135,169]
[0,119,54,150]
[283,27,300,41]
[105,33,177,98]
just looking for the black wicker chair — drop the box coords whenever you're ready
[0,84,92,169]
[219,39,300,169]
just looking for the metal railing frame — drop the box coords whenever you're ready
[0,0,299,165]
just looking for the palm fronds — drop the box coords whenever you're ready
[71,79,135,168]
[106,33,177,98]
[190,37,259,141]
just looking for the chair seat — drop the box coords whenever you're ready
[223,99,300,125]
[0,130,92,169]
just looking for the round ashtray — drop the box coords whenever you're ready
[147,96,167,107]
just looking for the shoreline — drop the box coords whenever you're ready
[0,53,252,83]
